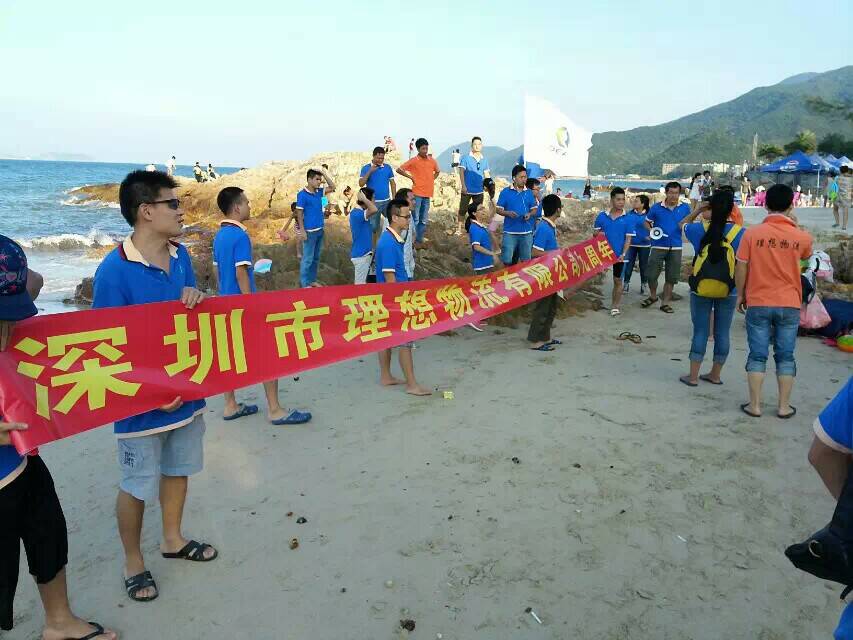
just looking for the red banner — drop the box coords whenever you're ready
[0,238,616,453]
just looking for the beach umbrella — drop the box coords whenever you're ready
[759,151,823,174]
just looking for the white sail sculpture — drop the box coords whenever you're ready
[523,95,593,177]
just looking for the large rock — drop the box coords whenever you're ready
[826,240,852,284]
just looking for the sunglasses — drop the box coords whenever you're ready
[146,198,181,210]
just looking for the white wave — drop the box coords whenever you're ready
[17,230,122,252]
[60,195,119,208]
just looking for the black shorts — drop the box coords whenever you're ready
[612,262,625,279]
[0,456,68,631]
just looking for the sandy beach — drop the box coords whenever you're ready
[12,267,851,639]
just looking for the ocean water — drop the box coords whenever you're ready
[0,159,238,314]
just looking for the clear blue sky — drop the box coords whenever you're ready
[1,0,850,166]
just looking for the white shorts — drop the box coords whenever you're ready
[352,253,372,284]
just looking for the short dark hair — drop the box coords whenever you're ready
[307,169,322,180]
[415,138,428,149]
[396,187,412,202]
[467,202,480,216]
[610,186,625,199]
[665,181,682,193]
[703,170,711,175]
[360,187,375,201]
[385,198,407,224]
[471,136,482,144]
[512,165,527,178]
[542,194,562,217]
[525,177,540,189]
[372,146,385,156]
[118,170,178,227]
[217,186,244,214]
[765,184,794,212]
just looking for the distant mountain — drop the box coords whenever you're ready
[589,66,853,175]
[435,141,510,171]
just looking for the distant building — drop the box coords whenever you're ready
[661,162,731,176]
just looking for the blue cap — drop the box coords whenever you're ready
[0,234,38,321]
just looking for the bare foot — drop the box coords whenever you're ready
[43,618,117,640]
[406,385,433,396]
[381,376,404,386]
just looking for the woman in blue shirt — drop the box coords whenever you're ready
[623,194,651,295]
[465,200,499,332]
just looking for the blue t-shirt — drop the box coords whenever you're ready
[0,444,25,490]
[459,154,489,195]
[594,211,636,258]
[497,187,537,234]
[92,240,207,436]
[468,222,494,271]
[683,221,744,255]
[359,164,395,201]
[627,211,651,247]
[532,218,558,252]
[296,188,325,232]
[349,208,373,259]
[375,229,408,283]
[647,202,690,249]
[213,221,256,295]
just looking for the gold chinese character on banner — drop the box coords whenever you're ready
[266,301,330,359]
[470,276,509,310]
[396,289,437,331]
[585,245,602,269]
[341,294,392,342]
[596,239,616,262]
[497,272,533,297]
[163,310,247,384]
[436,284,473,321]
[522,264,554,290]
[15,327,141,418]
[567,252,581,277]
[553,254,570,282]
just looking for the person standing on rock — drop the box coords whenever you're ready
[192,162,203,183]
[495,165,537,265]
[456,137,491,235]
[408,138,415,159]
[213,186,313,426]
[166,155,176,176]
[295,166,336,287]
[359,147,397,240]
[207,163,218,180]
[451,148,461,168]
[349,187,380,284]
[397,138,439,246]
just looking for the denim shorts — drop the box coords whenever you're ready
[117,415,206,502]
[744,306,800,376]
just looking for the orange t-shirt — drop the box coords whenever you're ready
[400,155,439,198]
[728,203,743,226]
[735,214,812,309]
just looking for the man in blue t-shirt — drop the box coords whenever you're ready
[213,187,312,426]
[359,146,396,236]
[643,181,691,313]
[349,187,380,284]
[528,194,563,351]
[806,376,853,639]
[593,187,635,317]
[456,136,491,235]
[374,199,431,396]
[496,165,538,265]
[92,170,217,604]
[295,166,336,287]
[0,236,118,639]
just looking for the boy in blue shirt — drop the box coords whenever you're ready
[593,187,635,317]
[213,186,312,426]
[295,166,336,287]
[358,147,396,236]
[643,181,691,313]
[456,136,491,235]
[528,194,563,351]
[623,194,651,295]
[374,199,431,396]
[349,187,379,284]
[496,165,538,265]
[92,170,216,603]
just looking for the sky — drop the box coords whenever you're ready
[1,0,851,166]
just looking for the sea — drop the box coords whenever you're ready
[0,159,667,315]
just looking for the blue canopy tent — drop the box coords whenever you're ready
[758,151,828,195]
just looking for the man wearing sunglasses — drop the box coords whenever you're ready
[92,170,216,604]
[456,136,491,235]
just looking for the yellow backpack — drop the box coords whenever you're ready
[688,224,741,298]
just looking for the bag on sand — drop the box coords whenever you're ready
[688,225,741,298]
[785,468,853,599]
[800,294,832,330]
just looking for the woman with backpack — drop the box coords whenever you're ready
[679,190,744,387]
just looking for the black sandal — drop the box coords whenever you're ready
[66,621,110,640]
[641,297,658,308]
[660,304,674,314]
[162,539,218,562]
[124,571,158,602]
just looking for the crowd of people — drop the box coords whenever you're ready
[1,135,851,640]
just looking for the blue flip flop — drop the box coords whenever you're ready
[223,403,259,421]
[546,339,563,346]
[271,410,312,425]
[530,344,555,352]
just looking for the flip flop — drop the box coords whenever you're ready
[778,406,797,419]
[679,376,698,387]
[740,403,761,418]
[467,322,485,332]
[162,540,218,562]
[530,344,555,352]
[271,409,312,425]
[699,374,723,385]
[124,571,158,602]
[66,621,111,640]
[641,297,659,308]
[660,305,674,314]
[617,332,642,344]
[610,308,621,317]
[545,339,563,346]
[223,403,258,421]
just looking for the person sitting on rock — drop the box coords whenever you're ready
[192,162,203,182]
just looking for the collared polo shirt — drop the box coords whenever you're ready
[359,164,395,201]
[468,221,494,270]
[627,211,651,247]
[497,186,537,234]
[532,217,558,252]
[213,219,255,295]
[646,202,690,250]
[92,237,207,437]
[594,210,635,258]
[349,207,373,259]
[400,155,439,198]
[375,227,408,283]
[813,377,853,454]
[459,153,489,195]
[296,188,325,232]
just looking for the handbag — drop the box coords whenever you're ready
[800,294,832,330]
